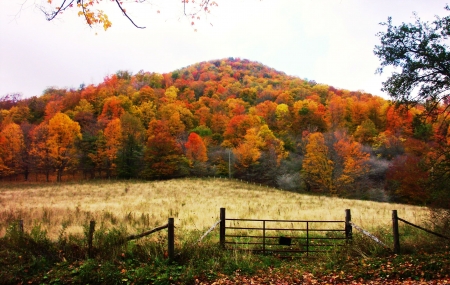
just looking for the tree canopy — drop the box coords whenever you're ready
[374,6,450,112]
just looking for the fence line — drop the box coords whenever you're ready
[126,223,169,242]
[392,210,449,254]
[11,208,448,260]
[397,217,450,240]
[198,220,221,243]
[349,221,389,249]
[15,218,175,261]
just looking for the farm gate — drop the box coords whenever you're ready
[218,208,352,256]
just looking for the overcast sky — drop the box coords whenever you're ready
[1,0,449,100]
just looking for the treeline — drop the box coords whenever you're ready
[0,58,448,206]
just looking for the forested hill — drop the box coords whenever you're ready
[1,58,448,205]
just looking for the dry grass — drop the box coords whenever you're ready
[0,178,429,239]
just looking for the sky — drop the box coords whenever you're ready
[1,0,449,100]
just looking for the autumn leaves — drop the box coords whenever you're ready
[0,113,81,182]
[302,132,370,194]
[1,58,448,206]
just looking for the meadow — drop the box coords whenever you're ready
[0,178,429,240]
[2,178,449,284]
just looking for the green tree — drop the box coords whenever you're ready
[374,7,450,108]
[117,113,144,178]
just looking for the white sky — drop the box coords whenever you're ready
[1,0,448,99]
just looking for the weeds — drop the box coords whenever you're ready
[0,220,448,284]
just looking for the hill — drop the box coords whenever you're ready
[0,58,448,206]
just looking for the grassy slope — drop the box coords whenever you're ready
[0,178,429,238]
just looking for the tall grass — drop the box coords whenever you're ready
[0,178,429,240]
[1,179,448,284]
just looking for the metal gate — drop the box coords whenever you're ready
[219,208,351,256]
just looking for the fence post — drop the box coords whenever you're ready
[262,220,266,254]
[392,210,400,254]
[88,220,95,259]
[168,218,174,262]
[345,209,352,242]
[19,220,24,234]
[306,221,309,256]
[220,208,226,248]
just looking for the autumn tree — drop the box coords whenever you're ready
[0,123,25,177]
[185,132,208,176]
[29,122,53,181]
[185,132,208,163]
[386,154,430,204]
[302,132,334,193]
[353,119,379,145]
[332,131,370,193]
[233,128,263,167]
[47,113,82,182]
[291,99,327,135]
[142,119,188,179]
[222,114,261,147]
[90,118,122,178]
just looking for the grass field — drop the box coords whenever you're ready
[2,178,449,285]
[0,178,429,240]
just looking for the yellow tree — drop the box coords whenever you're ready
[302,132,334,193]
[0,123,25,177]
[233,128,264,168]
[47,113,82,182]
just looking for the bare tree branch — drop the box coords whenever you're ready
[114,0,145,29]
[41,0,76,21]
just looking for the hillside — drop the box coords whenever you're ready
[0,178,429,239]
[0,58,449,206]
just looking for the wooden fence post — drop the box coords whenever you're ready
[88,220,95,259]
[168,218,174,262]
[19,220,24,234]
[345,209,352,242]
[392,210,400,254]
[220,208,226,248]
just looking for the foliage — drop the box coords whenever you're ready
[47,113,82,182]
[2,58,448,204]
[375,7,450,208]
[374,7,450,107]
